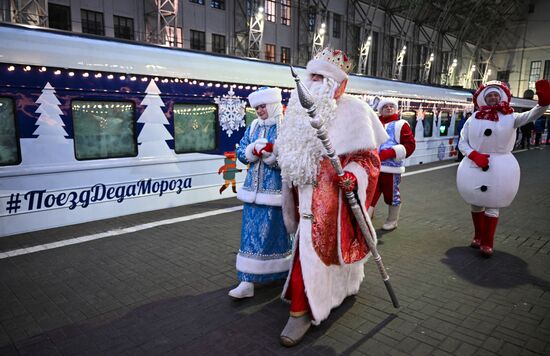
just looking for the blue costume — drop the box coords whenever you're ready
[232,88,291,289]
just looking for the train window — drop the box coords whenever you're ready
[401,111,417,133]
[423,112,434,137]
[0,98,20,165]
[245,107,256,126]
[72,101,137,160]
[439,112,450,136]
[454,112,464,136]
[174,104,216,153]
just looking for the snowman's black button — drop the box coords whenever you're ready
[484,129,492,136]
[480,185,488,192]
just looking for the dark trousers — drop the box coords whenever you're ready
[520,134,531,149]
[534,133,542,146]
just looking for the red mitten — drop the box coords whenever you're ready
[260,142,273,154]
[379,148,396,161]
[535,80,550,106]
[468,150,490,169]
[252,146,261,157]
[338,171,357,192]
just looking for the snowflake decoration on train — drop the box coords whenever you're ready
[214,88,247,137]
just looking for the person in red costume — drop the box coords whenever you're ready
[368,98,416,230]
[457,79,550,257]
[275,48,388,347]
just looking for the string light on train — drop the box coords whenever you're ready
[6,64,282,99]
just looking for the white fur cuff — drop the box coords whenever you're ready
[392,144,407,160]
[245,143,259,162]
[236,188,256,203]
[262,153,277,166]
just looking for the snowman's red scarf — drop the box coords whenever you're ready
[475,102,514,121]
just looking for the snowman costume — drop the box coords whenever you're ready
[457,80,550,256]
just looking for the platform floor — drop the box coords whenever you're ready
[0,148,549,355]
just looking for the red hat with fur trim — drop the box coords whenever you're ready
[473,80,512,107]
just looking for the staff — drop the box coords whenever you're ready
[290,66,399,308]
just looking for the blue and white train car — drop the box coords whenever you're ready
[0,24,537,236]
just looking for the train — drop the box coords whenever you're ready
[0,23,540,236]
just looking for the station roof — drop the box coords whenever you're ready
[353,0,530,51]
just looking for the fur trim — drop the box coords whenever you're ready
[262,153,277,166]
[281,223,300,303]
[236,253,291,274]
[236,188,256,203]
[248,87,282,108]
[237,187,282,206]
[474,81,512,107]
[281,185,367,325]
[256,117,277,127]
[328,95,389,155]
[380,165,405,174]
[281,183,299,234]
[306,58,348,84]
[254,192,282,207]
[393,120,407,144]
[392,144,407,160]
[245,143,259,162]
[377,98,399,112]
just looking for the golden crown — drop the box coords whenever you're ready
[314,48,353,74]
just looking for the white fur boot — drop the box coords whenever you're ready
[382,205,401,231]
[228,281,254,298]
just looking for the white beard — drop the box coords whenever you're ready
[276,80,337,187]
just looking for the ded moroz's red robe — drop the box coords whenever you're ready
[280,94,388,325]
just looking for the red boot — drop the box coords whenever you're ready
[480,215,498,257]
[470,211,485,248]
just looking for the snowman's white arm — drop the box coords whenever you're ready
[458,118,474,157]
[513,104,549,128]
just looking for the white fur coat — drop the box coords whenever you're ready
[281,94,387,325]
[327,94,388,155]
